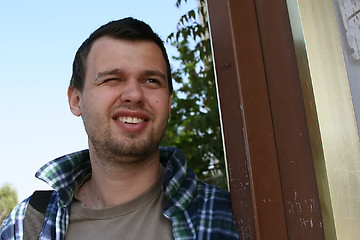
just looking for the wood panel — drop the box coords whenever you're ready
[207,0,325,238]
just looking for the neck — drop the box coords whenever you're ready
[77,149,161,209]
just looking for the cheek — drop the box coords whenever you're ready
[152,97,169,113]
[85,89,119,107]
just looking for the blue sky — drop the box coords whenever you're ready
[0,0,196,202]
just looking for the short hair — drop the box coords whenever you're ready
[70,17,173,93]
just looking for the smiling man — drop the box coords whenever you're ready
[1,18,239,240]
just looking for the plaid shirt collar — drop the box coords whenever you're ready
[35,147,196,213]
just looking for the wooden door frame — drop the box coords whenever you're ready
[206,0,325,239]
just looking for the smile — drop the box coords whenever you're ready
[117,116,145,124]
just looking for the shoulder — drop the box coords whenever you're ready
[0,197,30,239]
[1,191,60,240]
[193,181,239,239]
[195,181,237,225]
[196,180,232,208]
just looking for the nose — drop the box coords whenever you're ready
[119,81,144,104]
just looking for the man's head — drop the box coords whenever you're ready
[68,18,172,164]
[70,17,173,93]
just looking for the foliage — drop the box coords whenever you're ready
[0,183,18,224]
[161,0,227,189]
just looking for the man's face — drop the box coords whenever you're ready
[68,37,171,163]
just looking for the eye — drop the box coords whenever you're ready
[143,78,168,89]
[105,78,119,82]
[145,78,160,84]
[100,78,123,85]
[143,78,164,88]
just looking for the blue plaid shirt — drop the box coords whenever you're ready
[1,147,239,240]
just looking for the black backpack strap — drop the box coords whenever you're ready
[24,190,54,240]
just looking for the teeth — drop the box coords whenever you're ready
[118,116,144,124]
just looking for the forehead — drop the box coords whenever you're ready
[87,36,165,66]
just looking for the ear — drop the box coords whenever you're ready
[68,86,82,117]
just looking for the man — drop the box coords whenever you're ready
[1,18,239,239]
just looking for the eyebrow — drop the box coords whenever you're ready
[142,70,167,81]
[95,68,167,82]
[95,68,122,82]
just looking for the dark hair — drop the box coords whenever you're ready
[70,17,173,93]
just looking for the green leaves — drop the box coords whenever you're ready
[161,0,227,189]
[0,183,18,223]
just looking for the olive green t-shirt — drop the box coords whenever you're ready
[66,168,173,240]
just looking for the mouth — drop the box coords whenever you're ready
[117,116,145,124]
